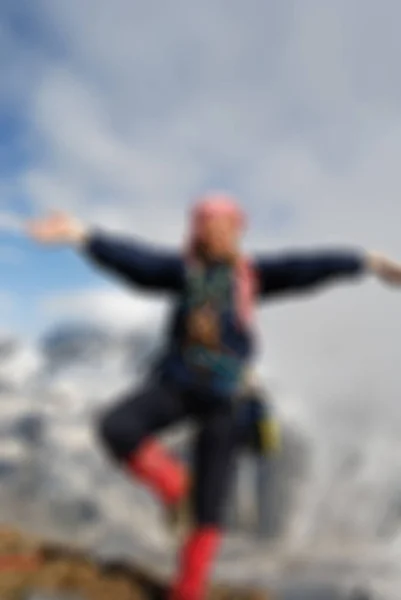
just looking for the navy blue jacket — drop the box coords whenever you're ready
[85,232,365,396]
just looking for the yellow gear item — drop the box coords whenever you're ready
[238,368,281,456]
[257,414,281,454]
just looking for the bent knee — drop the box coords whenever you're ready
[97,409,141,460]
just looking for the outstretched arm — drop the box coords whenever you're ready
[26,212,184,293]
[254,248,401,298]
[84,231,184,292]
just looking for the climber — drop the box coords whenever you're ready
[27,193,401,600]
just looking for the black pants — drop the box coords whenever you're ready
[98,379,237,528]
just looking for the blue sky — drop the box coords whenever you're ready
[2,0,401,347]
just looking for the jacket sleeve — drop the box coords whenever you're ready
[83,230,185,293]
[253,249,366,298]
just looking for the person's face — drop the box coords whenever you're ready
[197,214,241,260]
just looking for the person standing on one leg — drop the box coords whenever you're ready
[26,194,401,600]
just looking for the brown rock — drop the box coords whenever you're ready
[0,525,273,600]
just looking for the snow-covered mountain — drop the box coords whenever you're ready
[0,323,301,548]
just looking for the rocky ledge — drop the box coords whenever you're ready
[0,526,273,600]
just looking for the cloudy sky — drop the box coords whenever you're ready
[1,0,401,406]
[4,1,401,565]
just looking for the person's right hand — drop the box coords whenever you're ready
[26,212,87,245]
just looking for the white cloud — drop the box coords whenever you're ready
[41,286,167,333]
[9,0,399,251]
[0,341,43,389]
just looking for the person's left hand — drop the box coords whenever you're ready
[367,252,401,285]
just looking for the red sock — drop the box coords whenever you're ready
[127,438,188,506]
[169,527,222,600]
